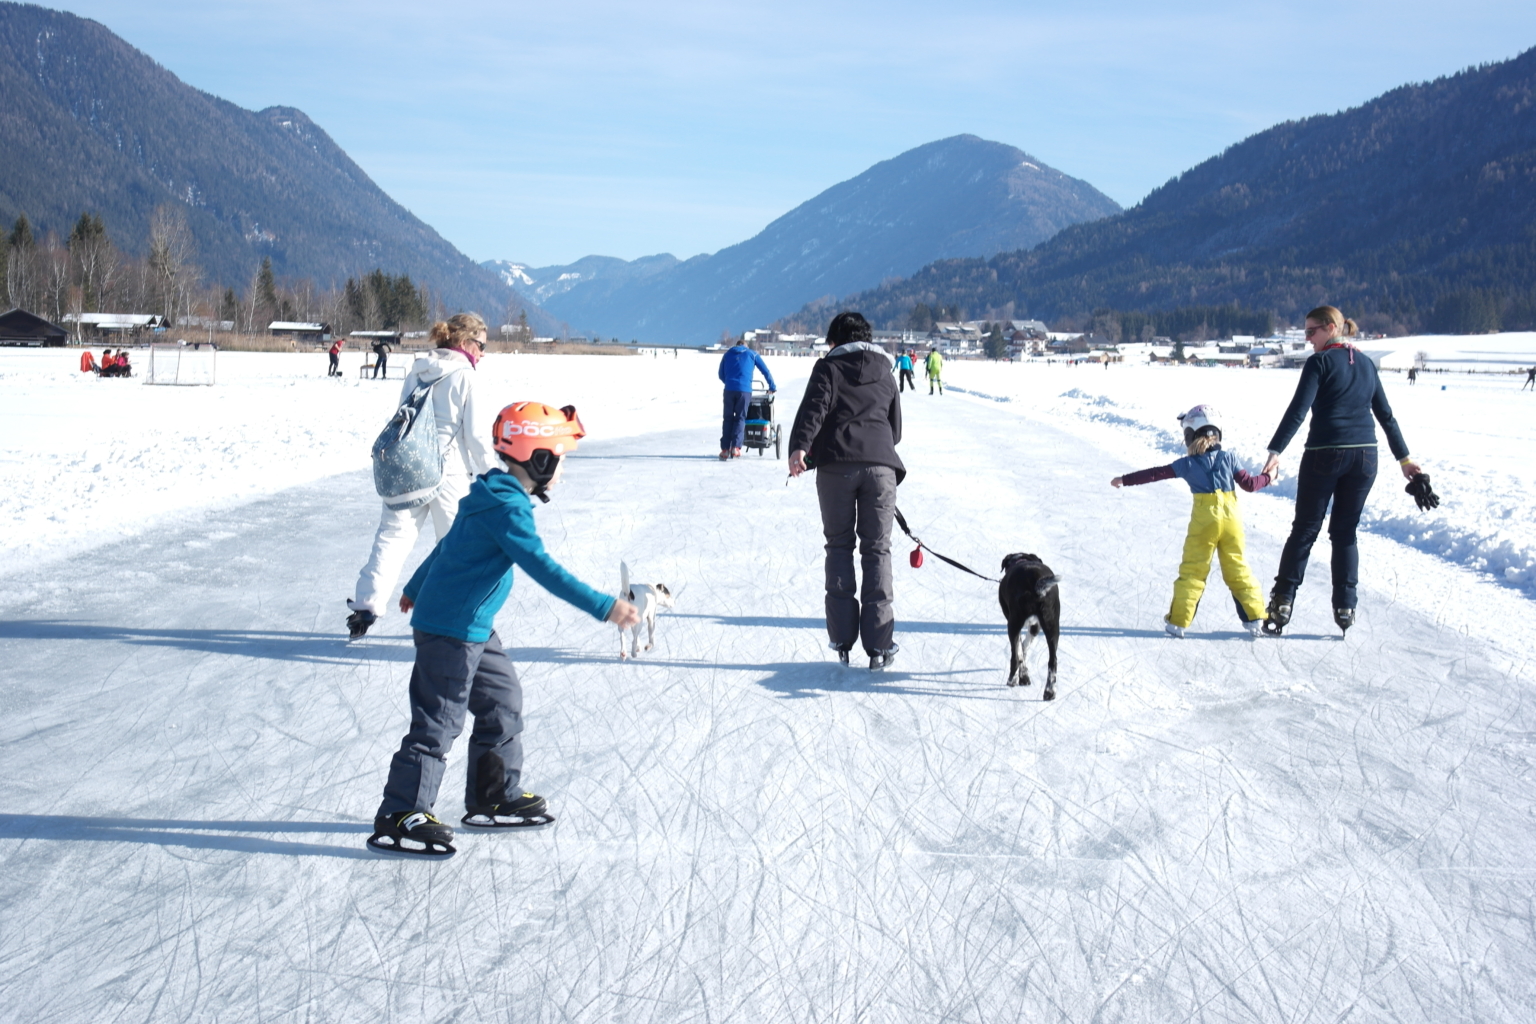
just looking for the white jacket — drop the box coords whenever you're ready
[398,348,496,478]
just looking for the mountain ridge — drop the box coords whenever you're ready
[519,135,1121,344]
[0,2,523,318]
[778,50,1536,335]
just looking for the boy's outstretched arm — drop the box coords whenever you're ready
[1235,469,1274,492]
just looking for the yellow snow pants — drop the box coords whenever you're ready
[1167,490,1266,628]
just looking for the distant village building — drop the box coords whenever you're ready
[0,309,67,347]
[63,313,166,337]
[351,330,402,347]
[268,321,333,343]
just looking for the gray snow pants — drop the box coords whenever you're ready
[377,629,524,817]
[815,462,898,655]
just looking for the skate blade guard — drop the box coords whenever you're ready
[460,810,557,830]
[365,832,457,857]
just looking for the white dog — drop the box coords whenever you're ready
[618,561,675,659]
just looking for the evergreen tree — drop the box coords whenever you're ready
[984,323,1007,360]
[9,215,34,250]
[219,287,239,325]
[257,257,278,310]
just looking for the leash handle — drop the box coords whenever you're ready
[894,507,999,583]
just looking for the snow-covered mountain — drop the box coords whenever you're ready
[481,253,682,310]
[492,135,1120,345]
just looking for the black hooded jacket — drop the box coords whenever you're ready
[788,342,905,482]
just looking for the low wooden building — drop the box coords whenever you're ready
[0,308,68,347]
[269,321,333,343]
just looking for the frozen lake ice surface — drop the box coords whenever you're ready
[1,343,1533,1022]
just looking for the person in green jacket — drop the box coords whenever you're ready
[925,349,944,395]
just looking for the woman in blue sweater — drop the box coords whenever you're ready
[1260,306,1422,635]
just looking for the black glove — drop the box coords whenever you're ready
[1405,472,1439,512]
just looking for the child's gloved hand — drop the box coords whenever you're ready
[607,599,641,629]
[1405,472,1440,511]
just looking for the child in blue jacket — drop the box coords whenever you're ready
[367,401,639,857]
[1111,405,1273,638]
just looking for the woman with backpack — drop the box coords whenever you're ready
[347,313,497,639]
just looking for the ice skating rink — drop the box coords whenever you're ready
[1,346,1533,1022]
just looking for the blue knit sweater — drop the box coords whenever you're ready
[1266,345,1410,460]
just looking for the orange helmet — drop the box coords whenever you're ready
[493,402,585,460]
[491,402,585,501]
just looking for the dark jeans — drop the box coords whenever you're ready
[378,630,524,816]
[815,462,897,655]
[373,354,387,378]
[1274,447,1378,609]
[898,369,915,392]
[721,389,750,450]
[328,353,339,376]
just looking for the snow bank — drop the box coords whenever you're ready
[944,340,1536,593]
[0,348,795,576]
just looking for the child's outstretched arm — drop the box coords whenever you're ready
[1235,468,1274,492]
[1111,465,1176,488]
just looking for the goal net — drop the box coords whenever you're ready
[145,343,217,386]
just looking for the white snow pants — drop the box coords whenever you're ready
[350,473,474,617]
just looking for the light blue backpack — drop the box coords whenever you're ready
[371,371,460,510]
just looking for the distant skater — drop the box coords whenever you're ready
[372,337,392,379]
[926,348,944,395]
[895,350,915,392]
[1524,366,1535,391]
[328,337,344,377]
[1407,366,1418,385]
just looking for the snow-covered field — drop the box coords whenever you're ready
[1,346,1533,1022]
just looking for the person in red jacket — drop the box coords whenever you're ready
[328,338,344,377]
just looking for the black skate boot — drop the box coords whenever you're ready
[462,792,556,830]
[1262,591,1292,637]
[869,644,898,672]
[346,605,377,641]
[1333,607,1356,634]
[366,811,456,857]
[830,643,851,667]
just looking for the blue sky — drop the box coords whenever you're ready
[57,1,1536,267]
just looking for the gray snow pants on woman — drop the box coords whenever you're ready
[815,462,898,656]
[377,629,524,817]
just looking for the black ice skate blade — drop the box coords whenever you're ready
[365,833,456,857]
[460,812,556,831]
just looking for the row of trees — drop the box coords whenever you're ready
[1,206,446,337]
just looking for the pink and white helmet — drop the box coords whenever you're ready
[1178,404,1221,440]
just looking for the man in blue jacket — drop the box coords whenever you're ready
[718,340,776,460]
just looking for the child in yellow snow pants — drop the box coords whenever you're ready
[1112,405,1274,638]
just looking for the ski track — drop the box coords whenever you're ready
[1,365,1534,1022]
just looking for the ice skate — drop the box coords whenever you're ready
[1263,591,1292,636]
[1334,607,1356,634]
[1244,619,1264,638]
[868,645,898,671]
[366,811,456,857]
[462,792,556,830]
[1164,621,1186,639]
[346,606,377,641]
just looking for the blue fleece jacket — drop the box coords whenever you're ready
[402,469,615,642]
[718,345,776,392]
[1267,344,1410,459]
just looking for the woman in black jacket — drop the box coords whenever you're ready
[788,312,905,669]
[1261,306,1421,634]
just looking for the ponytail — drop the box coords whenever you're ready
[1306,305,1356,337]
[428,312,487,350]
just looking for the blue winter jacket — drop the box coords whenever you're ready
[718,345,776,392]
[895,354,913,371]
[1266,344,1410,459]
[402,469,615,642]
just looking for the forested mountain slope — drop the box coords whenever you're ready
[0,3,517,314]
[784,49,1536,335]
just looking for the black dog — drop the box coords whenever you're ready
[998,553,1061,699]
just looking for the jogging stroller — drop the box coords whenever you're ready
[743,381,782,459]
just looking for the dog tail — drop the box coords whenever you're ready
[620,561,631,602]
[1036,575,1062,598]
